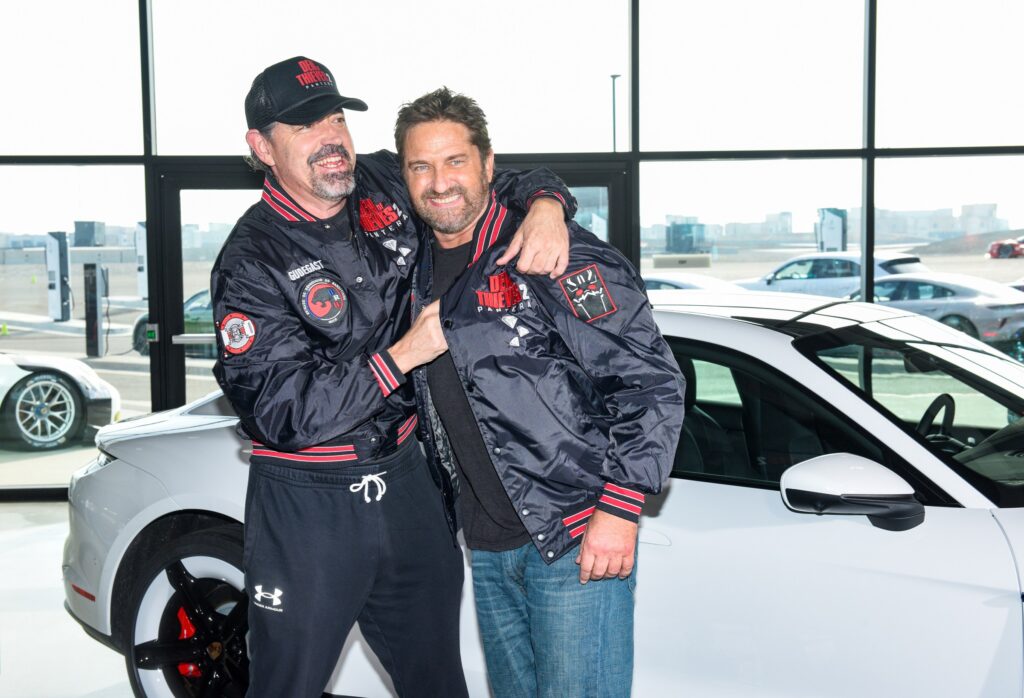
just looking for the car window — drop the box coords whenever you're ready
[774,259,814,280]
[693,359,742,405]
[672,345,886,488]
[874,281,900,301]
[806,333,1024,507]
[920,283,953,300]
[184,290,211,312]
[644,280,675,291]
[812,258,859,279]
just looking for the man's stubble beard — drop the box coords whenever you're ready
[418,171,490,237]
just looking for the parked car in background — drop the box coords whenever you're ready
[849,273,1024,351]
[133,289,216,359]
[1008,277,1024,293]
[737,250,928,297]
[0,352,120,450]
[987,237,1024,259]
[65,292,1024,697]
[642,271,746,292]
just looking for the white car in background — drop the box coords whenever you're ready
[738,250,928,296]
[641,271,746,292]
[850,272,1024,349]
[0,352,120,450]
[64,292,1024,697]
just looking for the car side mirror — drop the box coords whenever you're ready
[780,453,924,531]
[764,273,775,286]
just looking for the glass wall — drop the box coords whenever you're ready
[640,0,864,151]
[4,0,1024,492]
[151,0,631,155]
[0,0,143,155]
[639,160,862,291]
[0,167,146,487]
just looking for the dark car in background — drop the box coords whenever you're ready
[133,290,215,359]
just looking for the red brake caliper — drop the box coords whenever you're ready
[176,607,202,677]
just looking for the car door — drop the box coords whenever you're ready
[803,257,860,297]
[764,259,814,294]
[633,341,1022,697]
[887,281,944,320]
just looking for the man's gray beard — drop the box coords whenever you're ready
[312,170,355,202]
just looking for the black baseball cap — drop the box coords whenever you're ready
[245,56,368,130]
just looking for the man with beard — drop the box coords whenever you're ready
[394,88,685,698]
[210,58,577,698]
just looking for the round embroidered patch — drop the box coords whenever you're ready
[219,312,256,354]
[300,277,347,325]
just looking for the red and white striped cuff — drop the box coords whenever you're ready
[526,189,570,217]
[595,483,646,523]
[368,351,405,397]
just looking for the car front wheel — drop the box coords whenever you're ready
[126,526,249,698]
[2,372,84,450]
[940,315,979,339]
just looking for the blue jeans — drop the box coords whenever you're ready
[471,543,636,698]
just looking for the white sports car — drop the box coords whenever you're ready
[0,352,120,450]
[64,292,1024,697]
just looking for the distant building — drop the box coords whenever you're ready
[74,221,106,247]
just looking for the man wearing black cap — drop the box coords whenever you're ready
[211,57,577,698]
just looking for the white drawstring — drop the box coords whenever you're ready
[350,472,387,502]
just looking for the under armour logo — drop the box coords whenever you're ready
[253,585,283,607]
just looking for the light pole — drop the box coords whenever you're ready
[610,74,620,152]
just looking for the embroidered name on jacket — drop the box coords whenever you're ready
[558,264,617,322]
[476,271,531,313]
[287,259,324,281]
[359,198,409,238]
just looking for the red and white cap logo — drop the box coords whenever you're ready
[219,312,256,354]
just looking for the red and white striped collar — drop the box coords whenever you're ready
[466,190,509,268]
[259,175,318,223]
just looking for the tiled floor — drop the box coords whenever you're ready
[0,502,132,697]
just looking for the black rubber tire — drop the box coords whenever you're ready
[1,372,85,450]
[134,318,150,356]
[940,315,979,339]
[125,525,248,698]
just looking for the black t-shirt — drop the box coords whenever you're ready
[426,240,531,551]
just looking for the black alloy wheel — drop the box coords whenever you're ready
[126,526,249,698]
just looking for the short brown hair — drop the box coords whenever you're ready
[394,87,492,163]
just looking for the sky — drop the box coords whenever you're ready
[2,0,1023,235]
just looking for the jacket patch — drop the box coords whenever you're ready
[300,277,347,325]
[558,264,617,322]
[219,312,256,354]
[476,271,531,313]
[359,197,409,237]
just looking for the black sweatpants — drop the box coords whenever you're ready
[243,439,468,698]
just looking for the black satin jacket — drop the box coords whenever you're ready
[210,152,572,499]
[412,192,686,562]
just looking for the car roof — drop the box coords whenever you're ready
[778,250,919,263]
[874,272,1024,297]
[647,289,986,344]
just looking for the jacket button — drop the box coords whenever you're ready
[443,319,453,329]
[521,508,530,516]
[356,276,364,284]
[546,551,555,559]
[537,533,545,541]
[493,447,501,455]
